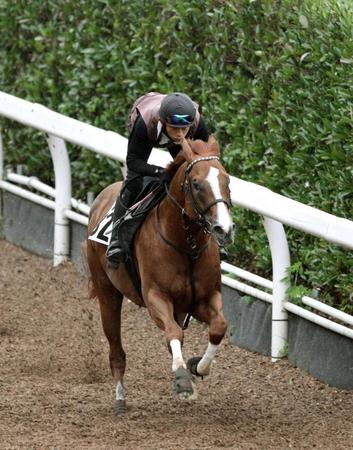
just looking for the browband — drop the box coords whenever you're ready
[185,156,220,174]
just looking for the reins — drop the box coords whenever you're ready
[155,203,211,261]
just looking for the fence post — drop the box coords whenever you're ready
[86,191,95,207]
[47,134,71,266]
[263,217,291,361]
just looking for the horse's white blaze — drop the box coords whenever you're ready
[170,339,186,372]
[197,342,219,376]
[116,381,125,401]
[206,167,232,232]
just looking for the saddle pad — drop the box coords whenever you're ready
[87,192,154,247]
[88,204,114,246]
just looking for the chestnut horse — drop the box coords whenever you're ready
[85,136,234,413]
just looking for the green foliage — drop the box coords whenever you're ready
[0,0,352,310]
[284,262,311,305]
[241,295,256,306]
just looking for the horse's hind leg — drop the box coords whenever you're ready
[86,268,126,414]
[98,291,127,414]
[189,291,227,378]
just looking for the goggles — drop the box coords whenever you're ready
[165,114,194,127]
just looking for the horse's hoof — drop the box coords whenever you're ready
[114,399,127,415]
[178,382,198,401]
[187,356,203,378]
[173,367,198,401]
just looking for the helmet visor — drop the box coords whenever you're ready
[165,114,194,127]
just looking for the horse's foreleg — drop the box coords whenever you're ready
[170,338,186,371]
[146,290,184,368]
[190,291,227,378]
[145,289,197,400]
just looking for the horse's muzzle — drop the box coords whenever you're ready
[211,222,235,246]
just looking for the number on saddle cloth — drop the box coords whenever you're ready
[89,205,115,245]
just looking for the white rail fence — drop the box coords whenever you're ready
[1,91,353,361]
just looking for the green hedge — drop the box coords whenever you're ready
[0,0,352,311]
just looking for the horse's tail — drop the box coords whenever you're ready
[81,240,97,299]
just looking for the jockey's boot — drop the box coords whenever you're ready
[106,240,126,268]
[106,193,128,268]
[219,247,228,261]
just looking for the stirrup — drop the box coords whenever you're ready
[106,246,126,267]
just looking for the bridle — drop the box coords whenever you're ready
[160,156,231,235]
[182,156,232,227]
[156,155,232,258]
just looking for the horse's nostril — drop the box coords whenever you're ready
[212,224,224,237]
[211,222,235,246]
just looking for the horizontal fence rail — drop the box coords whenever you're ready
[1,91,352,362]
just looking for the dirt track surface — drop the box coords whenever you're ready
[0,240,353,449]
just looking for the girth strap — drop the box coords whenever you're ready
[182,259,197,330]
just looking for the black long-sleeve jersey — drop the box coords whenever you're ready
[126,115,210,180]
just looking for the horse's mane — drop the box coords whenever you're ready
[165,137,220,178]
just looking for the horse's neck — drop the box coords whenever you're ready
[158,174,206,248]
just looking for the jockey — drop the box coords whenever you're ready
[106,92,227,268]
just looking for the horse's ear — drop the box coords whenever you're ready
[181,139,194,162]
[208,134,217,145]
[208,134,220,156]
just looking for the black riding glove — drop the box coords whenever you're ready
[154,167,172,185]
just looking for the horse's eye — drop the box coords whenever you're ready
[192,179,201,191]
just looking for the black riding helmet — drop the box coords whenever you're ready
[159,92,196,128]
